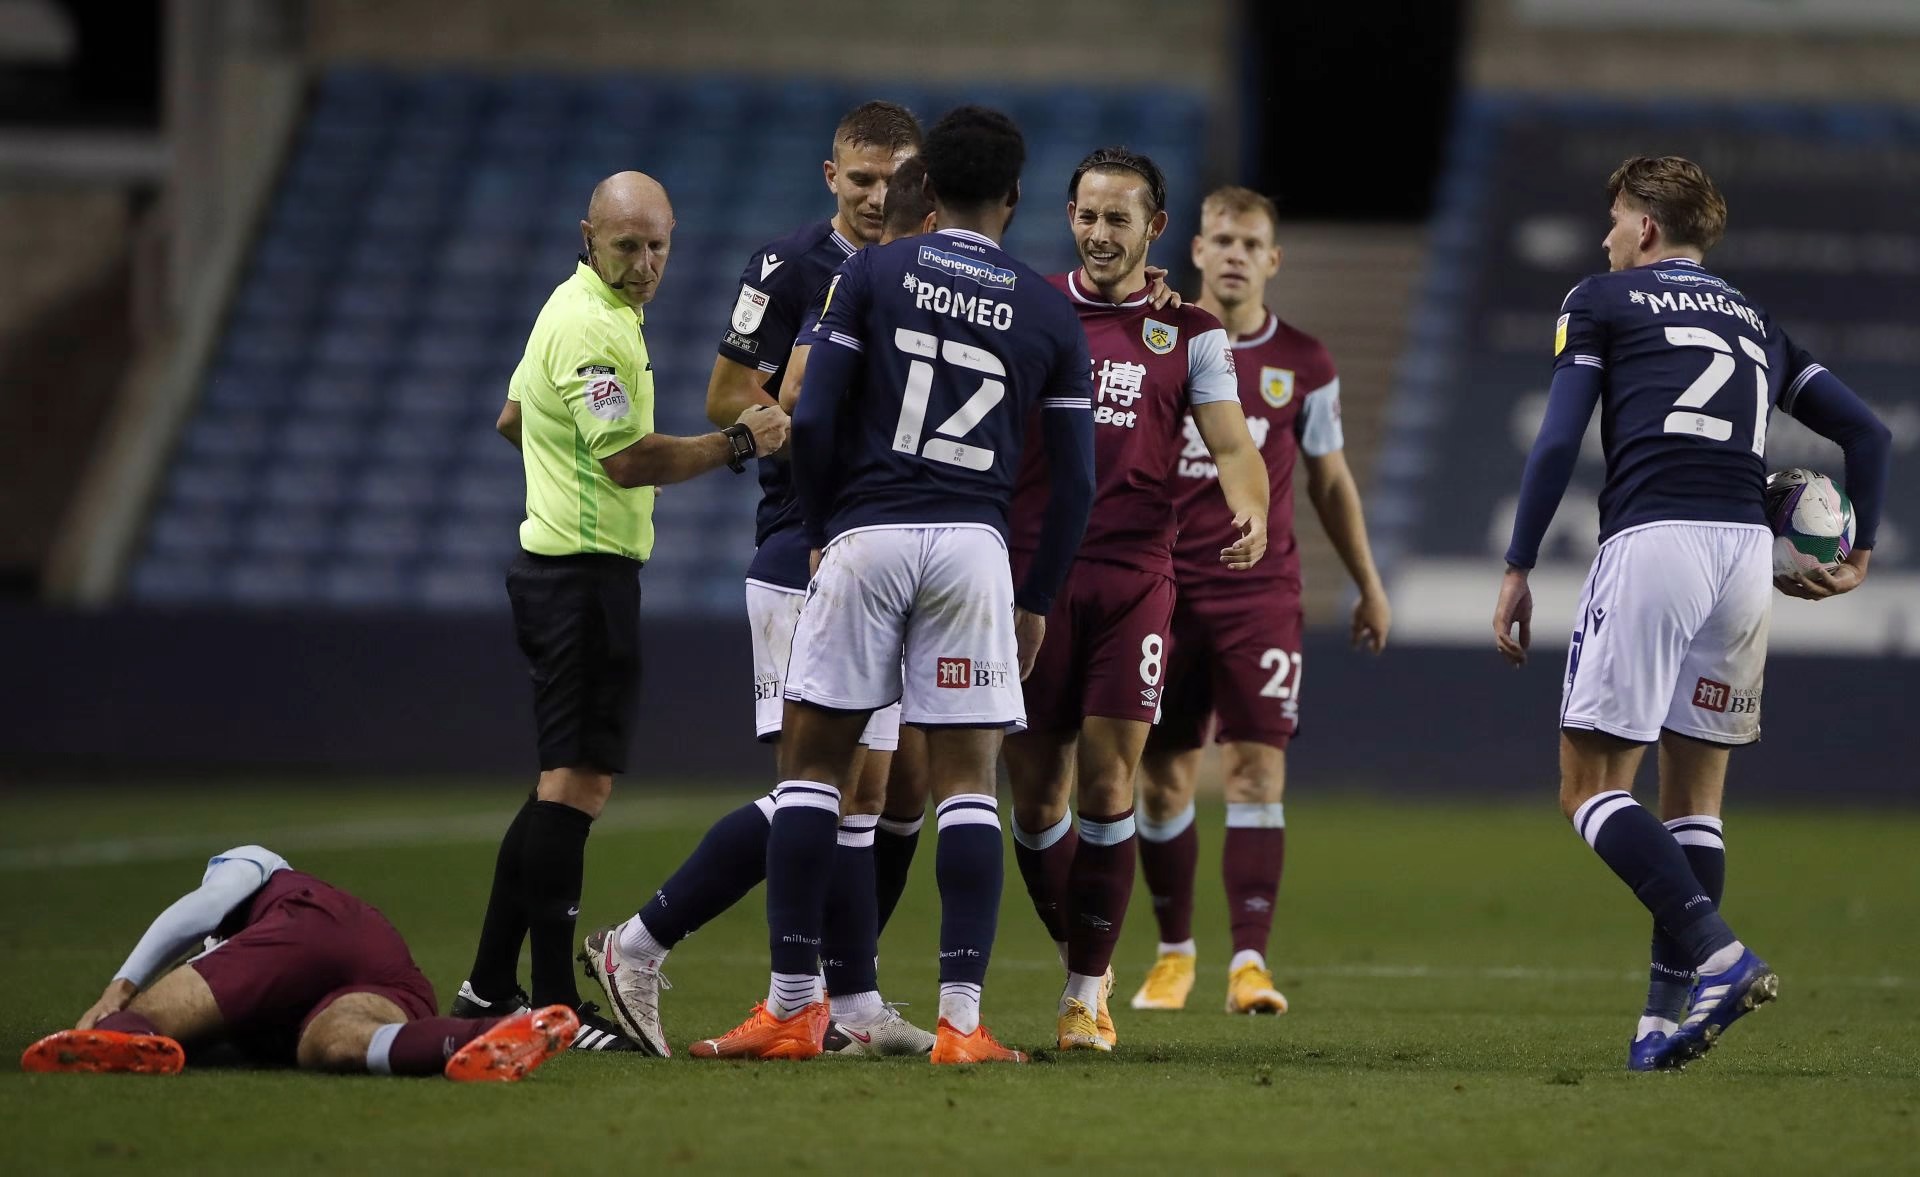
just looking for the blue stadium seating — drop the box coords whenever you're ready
[131,68,1212,614]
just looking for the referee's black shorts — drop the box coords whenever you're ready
[505,551,643,774]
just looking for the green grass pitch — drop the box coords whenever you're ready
[2,782,1916,1174]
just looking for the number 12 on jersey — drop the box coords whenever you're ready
[1663,325,1770,456]
[892,328,1006,471]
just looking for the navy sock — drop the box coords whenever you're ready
[935,794,1002,989]
[1573,791,1735,968]
[521,799,593,1009]
[638,796,772,945]
[1646,815,1727,1019]
[821,814,880,998]
[874,811,924,934]
[766,782,841,981]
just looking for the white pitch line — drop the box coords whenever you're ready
[0,801,718,871]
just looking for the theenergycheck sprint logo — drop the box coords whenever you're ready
[917,245,1017,289]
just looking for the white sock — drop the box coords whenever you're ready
[1230,949,1266,973]
[767,972,821,1019]
[1062,971,1104,1011]
[1137,801,1196,843]
[1699,940,1746,977]
[830,989,884,1023]
[614,916,669,967]
[939,982,982,1035]
[364,1022,403,1075]
[878,813,925,838]
[1637,1015,1679,1040]
[1158,939,1196,958]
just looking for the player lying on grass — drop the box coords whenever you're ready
[21,846,576,1082]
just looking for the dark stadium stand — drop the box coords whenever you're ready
[127,68,1208,615]
[1377,93,1919,652]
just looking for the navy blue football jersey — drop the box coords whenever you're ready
[802,228,1092,538]
[1558,257,1825,540]
[717,219,859,589]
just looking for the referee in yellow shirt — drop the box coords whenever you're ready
[454,172,788,1051]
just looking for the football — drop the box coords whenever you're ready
[1764,467,1856,577]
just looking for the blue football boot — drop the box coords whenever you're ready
[1666,948,1778,1066]
[1627,1028,1684,1072]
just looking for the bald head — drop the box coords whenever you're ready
[581,171,675,310]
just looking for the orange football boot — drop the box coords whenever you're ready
[444,1004,580,1082]
[929,1019,1027,1064]
[20,1029,185,1076]
[688,1001,829,1060]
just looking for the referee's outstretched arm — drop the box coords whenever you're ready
[601,411,786,487]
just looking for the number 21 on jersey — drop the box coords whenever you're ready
[892,328,1006,471]
[1662,325,1770,456]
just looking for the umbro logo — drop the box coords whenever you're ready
[1242,897,1272,913]
[760,254,784,280]
[1079,914,1113,930]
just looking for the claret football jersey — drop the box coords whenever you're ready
[1010,270,1238,580]
[1170,310,1342,599]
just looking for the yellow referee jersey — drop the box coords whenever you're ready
[508,261,656,560]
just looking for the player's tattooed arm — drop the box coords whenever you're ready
[705,355,782,434]
[1192,399,1270,569]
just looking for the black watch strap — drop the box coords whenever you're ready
[722,423,755,473]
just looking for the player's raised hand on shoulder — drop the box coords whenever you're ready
[1492,566,1533,667]
[1220,512,1268,570]
[1143,266,1183,310]
[737,403,790,457]
[1776,548,1870,601]
[1352,590,1391,654]
[1014,608,1047,681]
[76,978,138,1030]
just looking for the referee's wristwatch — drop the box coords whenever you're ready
[722,423,757,473]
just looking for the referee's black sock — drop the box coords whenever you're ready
[467,795,537,1001]
[522,799,595,1009]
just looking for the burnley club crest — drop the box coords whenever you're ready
[1260,366,1295,408]
[1143,318,1178,355]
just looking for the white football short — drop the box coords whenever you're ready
[784,524,1025,731]
[745,580,900,750]
[1560,521,1771,746]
